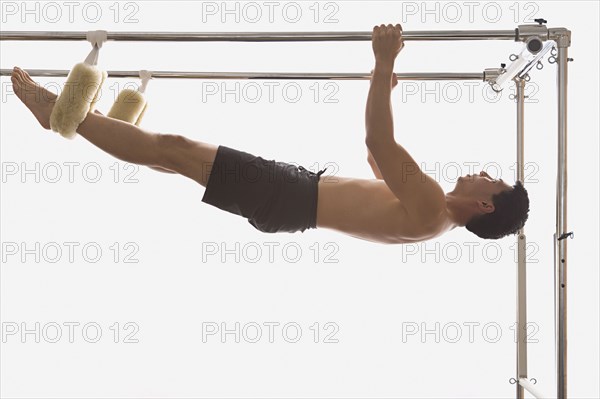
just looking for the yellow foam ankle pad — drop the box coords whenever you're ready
[135,102,148,126]
[49,62,107,139]
[107,89,148,126]
[89,71,106,113]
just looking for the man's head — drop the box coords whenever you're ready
[448,171,530,239]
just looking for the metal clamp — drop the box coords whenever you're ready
[517,23,549,43]
[509,92,529,101]
[510,377,538,384]
[558,232,574,241]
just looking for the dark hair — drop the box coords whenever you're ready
[466,181,530,239]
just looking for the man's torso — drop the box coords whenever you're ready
[316,176,451,244]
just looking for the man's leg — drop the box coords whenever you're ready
[93,110,176,175]
[76,112,218,187]
[11,67,218,187]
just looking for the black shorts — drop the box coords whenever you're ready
[201,145,327,233]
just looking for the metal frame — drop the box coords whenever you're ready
[515,76,529,399]
[0,30,518,42]
[554,33,571,399]
[0,25,571,398]
[0,69,493,81]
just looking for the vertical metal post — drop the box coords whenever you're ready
[515,77,528,399]
[554,34,570,399]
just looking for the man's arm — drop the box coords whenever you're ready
[365,63,421,197]
[367,149,384,179]
[366,25,444,214]
[366,70,397,180]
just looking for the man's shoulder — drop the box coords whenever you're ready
[400,171,446,215]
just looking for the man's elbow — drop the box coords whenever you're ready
[365,135,393,152]
[365,135,378,149]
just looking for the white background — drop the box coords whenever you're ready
[0,1,598,398]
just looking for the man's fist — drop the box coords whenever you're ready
[392,72,398,88]
[372,24,405,65]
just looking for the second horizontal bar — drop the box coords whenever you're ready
[1,69,486,81]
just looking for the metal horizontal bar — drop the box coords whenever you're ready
[0,69,485,81]
[518,378,548,399]
[0,30,517,42]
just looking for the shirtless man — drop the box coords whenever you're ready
[10,24,529,244]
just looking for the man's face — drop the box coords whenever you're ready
[453,171,513,199]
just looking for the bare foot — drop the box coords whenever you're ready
[11,67,57,130]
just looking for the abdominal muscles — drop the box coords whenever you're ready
[316,176,412,244]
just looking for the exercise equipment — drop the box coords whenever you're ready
[0,22,573,399]
[48,30,107,139]
[107,70,152,126]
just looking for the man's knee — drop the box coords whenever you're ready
[156,133,190,171]
[155,134,218,185]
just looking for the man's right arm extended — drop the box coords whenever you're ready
[366,24,444,217]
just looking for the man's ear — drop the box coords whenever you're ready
[477,200,495,214]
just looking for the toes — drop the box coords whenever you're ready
[10,73,19,87]
[16,68,27,81]
[13,69,25,83]
[21,69,35,83]
[16,69,35,89]
[16,68,29,82]
[17,68,38,87]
